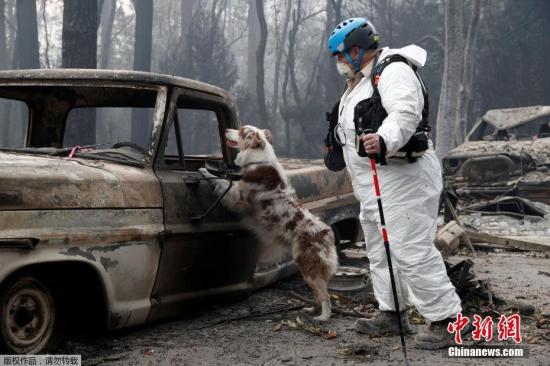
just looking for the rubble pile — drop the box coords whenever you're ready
[461,197,550,238]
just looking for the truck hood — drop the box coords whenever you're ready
[481,106,550,130]
[0,152,162,210]
[445,138,550,165]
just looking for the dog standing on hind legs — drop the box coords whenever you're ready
[199,125,338,321]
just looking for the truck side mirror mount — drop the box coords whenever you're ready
[189,161,242,222]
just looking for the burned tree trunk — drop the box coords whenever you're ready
[0,0,8,146]
[435,0,464,158]
[62,0,97,68]
[280,1,303,154]
[320,0,343,107]
[39,0,52,68]
[255,0,268,125]
[133,0,152,72]
[131,0,153,146]
[62,0,98,146]
[456,0,481,144]
[0,0,7,71]
[180,0,195,56]
[271,0,291,146]
[15,0,40,69]
[247,0,259,97]
[99,0,116,69]
[436,0,481,156]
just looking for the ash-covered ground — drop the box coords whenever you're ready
[59,247,549,366]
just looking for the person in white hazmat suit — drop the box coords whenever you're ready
[327,18,462,350]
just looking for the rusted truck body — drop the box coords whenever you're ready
[0,70,360,353]
[442,106,550,205]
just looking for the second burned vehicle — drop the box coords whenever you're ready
[442,106,550,205]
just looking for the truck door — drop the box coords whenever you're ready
[149,89,257,321]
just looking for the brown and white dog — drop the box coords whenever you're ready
[199,125,338,321]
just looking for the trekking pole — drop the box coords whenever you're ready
[368,155,410,366]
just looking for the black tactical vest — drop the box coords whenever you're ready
[354,54,431,164]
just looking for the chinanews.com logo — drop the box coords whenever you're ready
[444,312,528,358]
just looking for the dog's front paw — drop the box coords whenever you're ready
[199,167,230,194]
[198,167,216,179]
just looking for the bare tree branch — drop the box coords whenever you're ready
[298,9,325,24]
[227,23,248,48]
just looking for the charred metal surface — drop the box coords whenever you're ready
[0,238,38,249]
[0,191,22,205]
[145,88,168,165]
[0,69,234,101]
[62,247,97,262]
[281,159,353,203]
[0,208,163,244]
[110,312,123,329]
[99,257,120,272]
[0,152,163,209]
[0,207,163,329]
[0,238,161,330]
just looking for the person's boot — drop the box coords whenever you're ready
[414,317,454,350]
[355,310,412,335]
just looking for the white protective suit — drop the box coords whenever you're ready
[336,45,462,322]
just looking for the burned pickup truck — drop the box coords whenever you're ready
[442,106,550,205]
[0,70,360,354]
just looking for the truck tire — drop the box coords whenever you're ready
[331,225,344,261]
[0,274,65,354]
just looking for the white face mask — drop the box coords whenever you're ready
[336,60,354,79]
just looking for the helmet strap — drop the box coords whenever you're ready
[344,48,364,72]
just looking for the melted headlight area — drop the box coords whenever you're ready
[442,157,466,176]
[461,154,537,183]
[444,153,538,183]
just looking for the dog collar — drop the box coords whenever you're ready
[242,161,271,168]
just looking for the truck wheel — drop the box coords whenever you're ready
[0,274,65,354]
[332,224,359,265]
[331,225,344,260]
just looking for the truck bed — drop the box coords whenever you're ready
[280,158,354,205]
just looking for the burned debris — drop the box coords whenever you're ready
[430,107,550,335]
[440,106,550,252]
[464,196,546,218]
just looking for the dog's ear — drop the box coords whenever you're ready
[263,129,273,145]
[249,131,266,149]
[241,128,265,150]
[238,127,247,143]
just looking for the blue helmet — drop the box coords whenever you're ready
[328,17,379,71]
[328,17,379,55]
